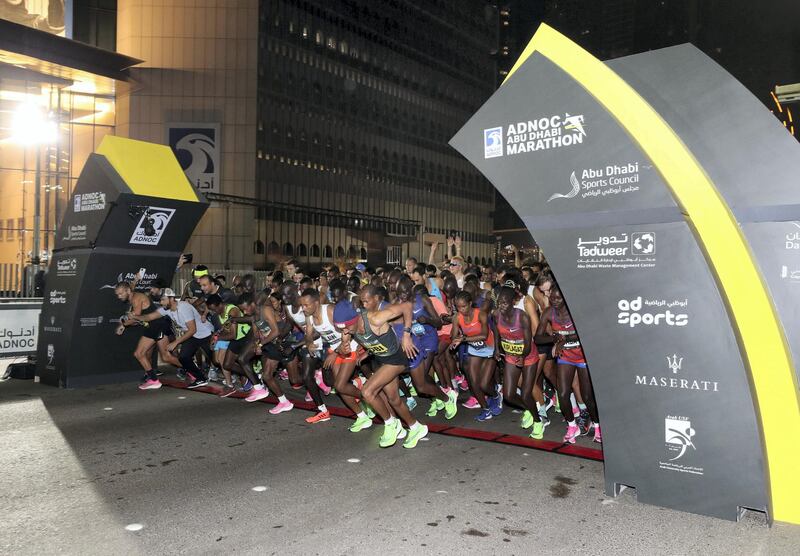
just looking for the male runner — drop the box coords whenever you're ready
[350,285,430,448]
[114,282,179,389]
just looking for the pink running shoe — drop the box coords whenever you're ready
[304,392,313,402]
[462,396,480,409]
[593,424,602,444]
[139,379,162,390]
[278,369,289,381]
[269,400,294,415]
[245,387,269,402]
[563,424,580,444]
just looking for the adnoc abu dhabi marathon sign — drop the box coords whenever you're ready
[450,24,800,525]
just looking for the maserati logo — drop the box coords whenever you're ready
[666,354,683,374]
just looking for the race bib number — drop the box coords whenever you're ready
[367,343,389,355]
[321,330,339,343]
[411,322,426,336]
[468,340,485,348]
[501,339,524,355]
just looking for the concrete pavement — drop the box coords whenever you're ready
[0,377,797,555]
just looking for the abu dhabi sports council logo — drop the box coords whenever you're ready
[168,124,220,192]
[548,171,580,202]
[129,208,175,246]
[483,127,503,158]
[665,416,696,461]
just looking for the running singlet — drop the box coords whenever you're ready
[353,311,400,357]
[412,294,437,338]
[311,305,357,352]
[427,277,443,302]
[496,308,526,356]
[551,307,585,364]
[288,303,322,349]
[457,308,494,348]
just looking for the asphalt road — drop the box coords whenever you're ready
[1,377,797,555]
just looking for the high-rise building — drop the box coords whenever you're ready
[252,1,498,269]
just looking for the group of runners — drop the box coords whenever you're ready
[113,242,601,449]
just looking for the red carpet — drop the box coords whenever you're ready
[161,378,604,462]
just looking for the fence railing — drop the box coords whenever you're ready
[0,264,24,298]
[171,267,273,296]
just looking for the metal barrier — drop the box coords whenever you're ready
[171,268,272,296]
[0,263,23,298]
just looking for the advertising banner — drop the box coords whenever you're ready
[0,302,39,357]
[39,136,208,388]
[450,25,800,523]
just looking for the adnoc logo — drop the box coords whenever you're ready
[484,113,586,159]
[483,127,503,158]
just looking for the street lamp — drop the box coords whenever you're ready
[11,101,57,270]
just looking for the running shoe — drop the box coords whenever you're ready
[406,396,417,411]
[208,368,220,382]
[352,376,365,390]
[578,410,592,436]
[187,379,209,389]
[521,410,534,429]
[475,408,493,422]
[531,421,545,440]
[245,387,269,402]
[444,389,458,420]
[156,370,165,377]
[539,414,551,429]
[361,401,376,419]
[408,385,418,397]
[176,369,187,381]
[349,414,373,432]
[379,420,403,448]
[241,379,254,393]
[495,384,504,406]
[397,427,407,440]
[425,399,444,417]
[269,400,294,414]
[305,410,331,424]
[304,392,313,402]
[462,396,480,409]
[402,424,429,449]
[219,383,237,398]
[315,370,332,395]
[593,424,602,444]
[138,379,162,390]
[488,393,503,417]
[563,424,580,444]
[278,369,289,381]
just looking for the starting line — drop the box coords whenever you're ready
[161,378,604,462]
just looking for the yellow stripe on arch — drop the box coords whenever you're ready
[506,24,800,524]
[97,135,200,203]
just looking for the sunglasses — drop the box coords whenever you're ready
[449,262,460,267]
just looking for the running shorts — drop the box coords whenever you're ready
[409,332,439,369]
[556,358,587,368]
[536,342,554,360]
[374,350,409,368]
[467,344,495,358]
[504,353,539,367]
[215,340,231,351]
[228,333,252,355]
[328,348,357,365]
[142,317,172,341]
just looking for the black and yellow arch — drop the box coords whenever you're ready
[501,24,800,524]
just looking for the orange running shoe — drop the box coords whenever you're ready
[305,410,331,424]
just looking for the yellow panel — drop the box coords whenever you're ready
[507,24,800,524]
[96,135,199,203]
